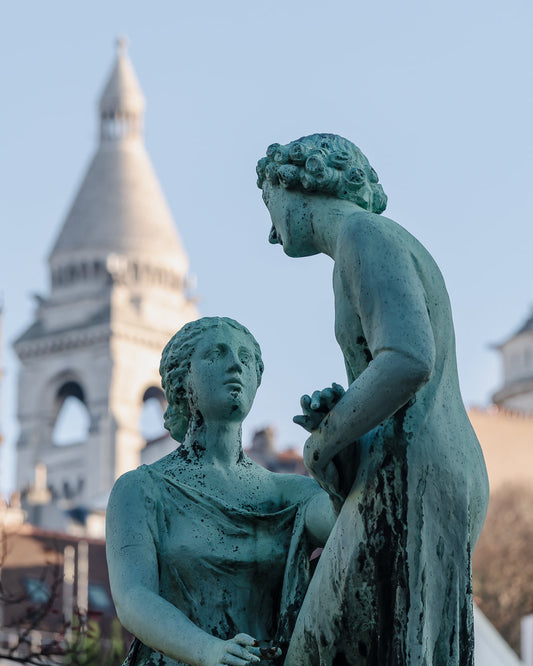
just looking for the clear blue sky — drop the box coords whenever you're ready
[1,1,532,494]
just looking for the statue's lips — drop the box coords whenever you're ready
[224,378,243,389]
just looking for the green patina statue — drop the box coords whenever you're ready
[106,317,335,666]
[257,133,490,665]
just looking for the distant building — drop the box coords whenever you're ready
[469,406,533,494]
[467,309,533,663]
[468,308,533,495]
[493,310,533,412]
[13,41,198,536]
[245,427,307,475]
[0,521,119,662]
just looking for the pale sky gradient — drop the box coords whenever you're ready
[1,1,532,494]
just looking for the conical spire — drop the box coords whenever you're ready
[99,37,146,142]
[49,40,189,276]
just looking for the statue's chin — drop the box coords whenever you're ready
[283,245,320,259]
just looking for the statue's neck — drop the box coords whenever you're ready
[182,420,243,467]
[308,199,362,259]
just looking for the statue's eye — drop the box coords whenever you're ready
[239,351,252,366]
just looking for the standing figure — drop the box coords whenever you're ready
[106,317,335,666]
[257,135,489,665]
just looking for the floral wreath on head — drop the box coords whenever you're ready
[257,133,387,215]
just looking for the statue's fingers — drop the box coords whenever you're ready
[293,414,314,432]
[332,382,345,397]
[246,647,261,657]
[320,387,335,409]
[300,394,312,415]
[220,655,253,666]
[226,644,260,662]
[310,390,322,410]
[232,634,256,647]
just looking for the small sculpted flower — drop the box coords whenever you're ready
[265,162,279,185]
[277,164,300,189]
[328,150,352,169]
[266,143,280,161]
[305,153,327,176]
[315,167,341,193]
[345,166,366,187]
[274,146,289,163]
[288,141,309,165]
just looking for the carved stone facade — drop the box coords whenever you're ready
[13,41,197,535]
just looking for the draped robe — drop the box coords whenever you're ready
[121,465,317,666]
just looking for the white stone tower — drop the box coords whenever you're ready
[492,311,533,412]
[14,40,198,533]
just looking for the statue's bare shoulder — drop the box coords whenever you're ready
[338,210,410,266]
[270,470,321,507]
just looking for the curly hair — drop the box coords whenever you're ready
[159,317,264,442]
[256,133,387,215]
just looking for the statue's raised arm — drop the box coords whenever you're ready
[257,134,489,665]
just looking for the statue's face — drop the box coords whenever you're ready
[186,324,258,423]
[261,181,320,258]
[163,405,184,442]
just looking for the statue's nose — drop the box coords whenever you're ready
[227,350,243,373]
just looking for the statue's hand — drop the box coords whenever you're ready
[293,383,345,432]
[205,633,263,666]
[303,433,343,508]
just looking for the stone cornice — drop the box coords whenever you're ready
[14,324,111,360]
[15,320,173,360]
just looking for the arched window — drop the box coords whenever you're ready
[139,387,167,442]
[52,381,90,446]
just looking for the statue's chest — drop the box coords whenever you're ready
[333,266,372,382]
[158,485,292,579]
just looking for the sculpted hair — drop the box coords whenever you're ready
[159,317,264,442]
[256,133,387,214]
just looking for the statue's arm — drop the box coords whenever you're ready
[106,472,260,666]
[305,221,436,473]
[279,475,336,544]
[304,491,337,544]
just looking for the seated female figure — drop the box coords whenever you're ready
[106,317,335,666]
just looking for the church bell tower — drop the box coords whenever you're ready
[14,40,198,533]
